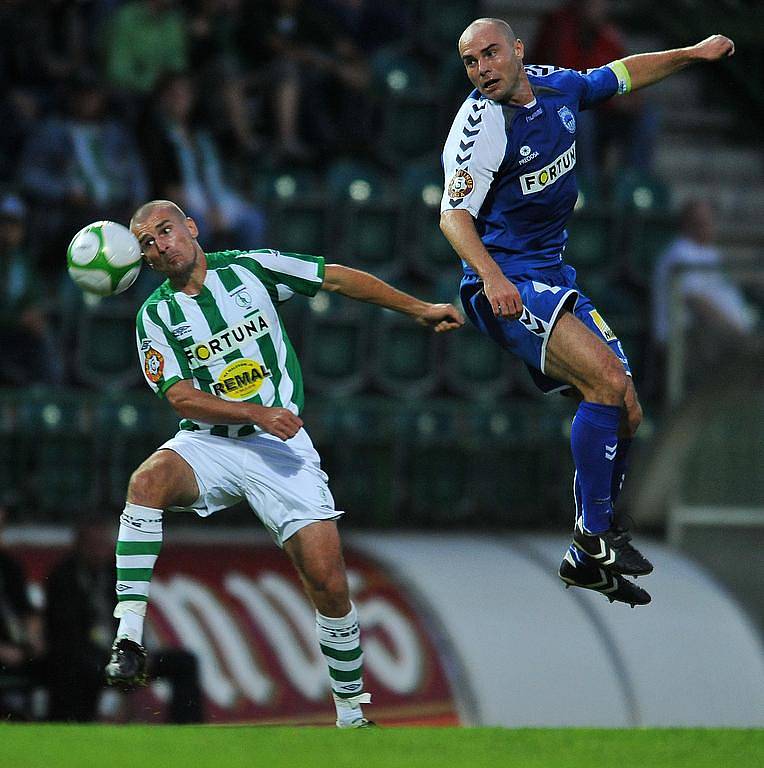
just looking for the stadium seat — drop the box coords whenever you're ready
[307,397,399,524]
[324,158,404,276]
[76,303,141,390]
[270,199,329,256]
[338,205,404,278]
[401,156,462,279]
[377,96,443,162]
[97,392,179,507]
[417,0,477,47]
[300,292,369,395]
[442,323,511,399]
[14,391,99,514]
[399,400,476,521]
[368,277,441,397]
[564,209,616,272]
[612,169,670,213]
[624,210,677,282]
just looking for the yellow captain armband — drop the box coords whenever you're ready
[608,59,632,94]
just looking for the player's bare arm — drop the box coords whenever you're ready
[440,209,523,320]
[620,35,734,92]
[321,263,465,331]
[165,379,302,440]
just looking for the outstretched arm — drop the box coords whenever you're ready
[321,264,464,332]
[622,35,734,92]
[440,209,523,320]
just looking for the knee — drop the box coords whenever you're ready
[596,359,629,405]
[127,453,177,508]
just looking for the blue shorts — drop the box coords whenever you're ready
[460,264,631,394]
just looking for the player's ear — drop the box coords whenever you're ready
[186,216,199,238]
[514,38,525,60]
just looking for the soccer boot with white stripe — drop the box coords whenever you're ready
[559,550,651,607]
[336,717,377,728]
[572,523,653,576]
[105,638,148,691]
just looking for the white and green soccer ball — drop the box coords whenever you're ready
[66,220,142,296]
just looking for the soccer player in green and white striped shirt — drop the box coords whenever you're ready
[104,200,464,727]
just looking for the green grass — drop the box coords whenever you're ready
[1,726,761,768]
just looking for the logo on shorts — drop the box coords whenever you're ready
[557,105,576,134]
[447,168,474,199]
[589,310,616,342]
[213,358,271,399]
[144,347,164,383]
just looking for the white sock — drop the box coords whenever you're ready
[113,502,163,645]
[315,603,371,725]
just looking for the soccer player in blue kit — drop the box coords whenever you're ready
[440,18,735,605]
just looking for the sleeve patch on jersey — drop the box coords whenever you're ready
[144,347,165,383]
[447,169,474,200]
[589,310,617,342]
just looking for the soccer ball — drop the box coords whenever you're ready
[66,220,142,296]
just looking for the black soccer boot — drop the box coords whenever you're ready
[105,638,149,691]
[559,550,651,607]
[572,523,653,576]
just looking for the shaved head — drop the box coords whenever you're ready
[130,199,188,230]
[459,17,516,51]
[457,17,529,104]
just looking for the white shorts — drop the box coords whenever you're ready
[159,427,342,547]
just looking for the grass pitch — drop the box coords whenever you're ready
[1,725,760,768]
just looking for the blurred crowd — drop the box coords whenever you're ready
[0,0,757,402]
[0,501,203,722]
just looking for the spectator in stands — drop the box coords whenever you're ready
[0,500,45,720]
[18,73,149,273]
[138,72,267,250]
[45,516,203,723]
[652,199,759,394]
[241,0,373,160]
[104,0,189,96]
[0,194,65,387]
[187,0,265,163]
[531,0,659,190]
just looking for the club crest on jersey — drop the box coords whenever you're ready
[448,168,474,200]
[231,288,252,309]
[557,106,576,134]
[144,347,164,383]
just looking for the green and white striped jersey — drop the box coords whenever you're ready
[136,248,324,436]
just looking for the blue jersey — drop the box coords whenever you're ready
[441,63,630,278]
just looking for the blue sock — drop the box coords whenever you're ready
[611,438,632,508]
[570,402,621,534]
